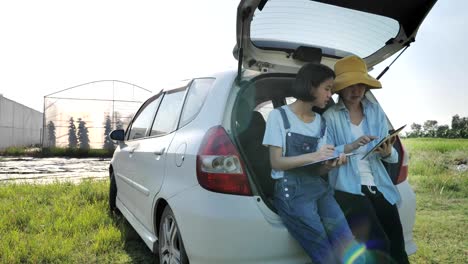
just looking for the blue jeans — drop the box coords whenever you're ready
[275,173,364,264]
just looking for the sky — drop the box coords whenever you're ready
[1,0,467,130]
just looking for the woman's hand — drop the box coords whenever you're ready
[269,145,335,171]
[319,153,347,174]
[374,136,396,158]
[315,144,335,160]
[350,135,378,150]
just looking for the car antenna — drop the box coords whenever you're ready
[376,43,411,80]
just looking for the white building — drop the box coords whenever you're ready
[0,94,43,150]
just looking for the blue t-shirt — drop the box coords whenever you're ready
[262,105,325,179]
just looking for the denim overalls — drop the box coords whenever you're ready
[274,108,362,264]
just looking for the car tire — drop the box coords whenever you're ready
[159,206,189,264]
[109,172,120,215]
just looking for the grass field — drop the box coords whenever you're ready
[0,138,466,263]
[0,146,113,158]
[402,138,468,263]
[0,181,153,263]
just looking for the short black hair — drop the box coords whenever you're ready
[291,63,335,102]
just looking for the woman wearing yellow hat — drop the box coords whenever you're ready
[323,55,409,263]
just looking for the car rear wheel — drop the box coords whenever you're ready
[159,206,188,264]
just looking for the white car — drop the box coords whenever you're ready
[109,0,435,263]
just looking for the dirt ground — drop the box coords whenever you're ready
[0,156,110,184]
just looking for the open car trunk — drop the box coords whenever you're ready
[232,74,296,209]
[231,73,406,211]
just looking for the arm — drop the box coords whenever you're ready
[324,108,375,154]
[375,136,397,160]
[269,145,335,171]
[323,110,345,153]
[344,135,378,153]
[374,104,398,163]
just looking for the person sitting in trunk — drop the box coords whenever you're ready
[263,63,364,264]
[323,55,409,264]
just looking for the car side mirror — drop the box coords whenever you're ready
[109,129,125,141]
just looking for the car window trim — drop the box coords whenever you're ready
[148,84,190,138]
[126,91,163,141]
[178,77,216,129]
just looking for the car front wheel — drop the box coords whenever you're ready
[159,206,188,264]
[109,171,120,215]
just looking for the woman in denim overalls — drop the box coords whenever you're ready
[263,63,364,264]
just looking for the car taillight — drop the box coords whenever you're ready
[396,139,408,184]
[196,126,252,196]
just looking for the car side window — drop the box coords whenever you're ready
[128,95,161,140]
[150,88,186,136]
[179,78,214,127]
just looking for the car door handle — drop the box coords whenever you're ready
[128,144,139,154]
[154,147,165,155]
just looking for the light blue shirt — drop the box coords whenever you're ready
[262,105,324,179]
[323,96,401,205]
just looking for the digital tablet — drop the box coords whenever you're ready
[361,124,406,160]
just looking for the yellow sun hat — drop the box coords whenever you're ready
[333,55,382,93]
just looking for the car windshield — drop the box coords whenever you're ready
[251,0,400,58]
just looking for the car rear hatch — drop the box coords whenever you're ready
[234,0,437,76]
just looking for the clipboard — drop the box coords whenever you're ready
[301,152,357,167]
[361,124,406,160]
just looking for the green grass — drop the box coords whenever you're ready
[403,138,468,153]
[0,138,466,263]
[0,147,114,158]
[40,147,114,158]
[402,138,468,263]
[403,138,468,198]
[0,181,153,264]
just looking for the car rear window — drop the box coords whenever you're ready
[251,0,399,58]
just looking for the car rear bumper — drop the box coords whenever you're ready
[396,180,417,255]
[168,185,311,264]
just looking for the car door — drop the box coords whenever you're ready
[132,86,188,231]
[114,94,162,218]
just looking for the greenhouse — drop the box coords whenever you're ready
[43,80,151,149]
[0,95,42,150]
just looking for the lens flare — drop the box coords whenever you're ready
[343,243,366,264]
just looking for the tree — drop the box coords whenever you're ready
[77,118,90,149]
[47,121,56,147]
[405,115,468,139]
[113,111,125,130]
[116,119,124,130]
[436,125,449,138]
[103,114,114,150]
[68,117,78,148]
[423,120,438,137]
[407,123,422,138]
[451,114,468,138]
